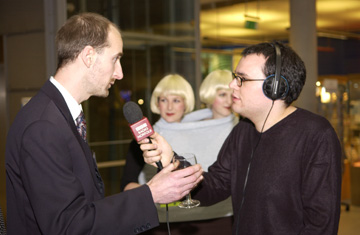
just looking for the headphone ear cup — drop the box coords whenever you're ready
[278,76,289,99]
[262,75,275,100]
[262,75,289,100]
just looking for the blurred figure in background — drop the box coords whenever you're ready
[179,69,237,171]
[122,69,237,234]
[192,69,234,120]
[121,73,195,191]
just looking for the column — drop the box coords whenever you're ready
[289,0,317,113]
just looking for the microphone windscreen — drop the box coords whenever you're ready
[123,101,143,124]
[123,101,162,169]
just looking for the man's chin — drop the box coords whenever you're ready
[231,105,241,113]
[95,91,109,98]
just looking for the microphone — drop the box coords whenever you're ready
[123,101,163,170]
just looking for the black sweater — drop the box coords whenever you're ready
[193,108,342,235]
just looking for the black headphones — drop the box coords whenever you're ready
[262,43,289,100]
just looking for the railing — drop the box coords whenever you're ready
[89,139,132,168]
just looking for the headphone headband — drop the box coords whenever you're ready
[273,44,282,97]
[262,43,289,100]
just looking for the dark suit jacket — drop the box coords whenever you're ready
[5,80,159,234]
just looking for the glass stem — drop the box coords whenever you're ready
[186,193,192,202]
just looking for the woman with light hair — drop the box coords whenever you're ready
[182,69,235,171]
[150,74,195,121]
[149,70,237,234]
[121,71,236,234]
[121,73,195,191]
[187,69,233,120]
[200,69,233,113]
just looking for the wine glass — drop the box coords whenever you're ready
[175,153,201,209]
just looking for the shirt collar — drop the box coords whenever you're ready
[50,76,83,124]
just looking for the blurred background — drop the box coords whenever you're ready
[1,0,360,232]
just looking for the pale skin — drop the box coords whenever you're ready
[126,160,203,203]
[210,88,233,119]
[54,25,124,104]
[54,25,203,204]
[158,95,186,123]
[146,162,203,204]
[139,53,297,167]
[230,53,296,132]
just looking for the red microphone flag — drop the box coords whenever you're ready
[128,117,154,141]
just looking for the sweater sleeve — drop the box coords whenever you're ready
[300,127,342,234]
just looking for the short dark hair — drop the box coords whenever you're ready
[242,42,306,105]
[55,12,120,70]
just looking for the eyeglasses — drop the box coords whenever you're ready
[232,72,265,87]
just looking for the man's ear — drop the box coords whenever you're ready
[80,45,96,68]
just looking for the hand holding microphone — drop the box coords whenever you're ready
[123,101,164,170]
[138,131,175,168]
[123,101,204,204]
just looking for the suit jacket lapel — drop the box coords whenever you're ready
[40,80,105,196]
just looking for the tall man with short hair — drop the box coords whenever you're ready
[5,12,203,234]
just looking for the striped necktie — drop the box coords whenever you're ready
[76,111,87,142]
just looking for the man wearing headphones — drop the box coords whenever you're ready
[139,42,342,234]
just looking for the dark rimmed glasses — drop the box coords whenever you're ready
[232,72,265,87]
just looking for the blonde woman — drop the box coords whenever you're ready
[199,69,233,119]
[122,71,236,235]
[144,70,237,234]
[121,74,195,191]
[150,74,195,123]
[179,69,237,171]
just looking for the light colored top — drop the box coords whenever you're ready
[159,108,237,171]
[139,108,238,222]
[139,108,237,183]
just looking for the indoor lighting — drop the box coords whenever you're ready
[321,87,331,103]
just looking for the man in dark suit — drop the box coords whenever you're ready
[5,12,203,235]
